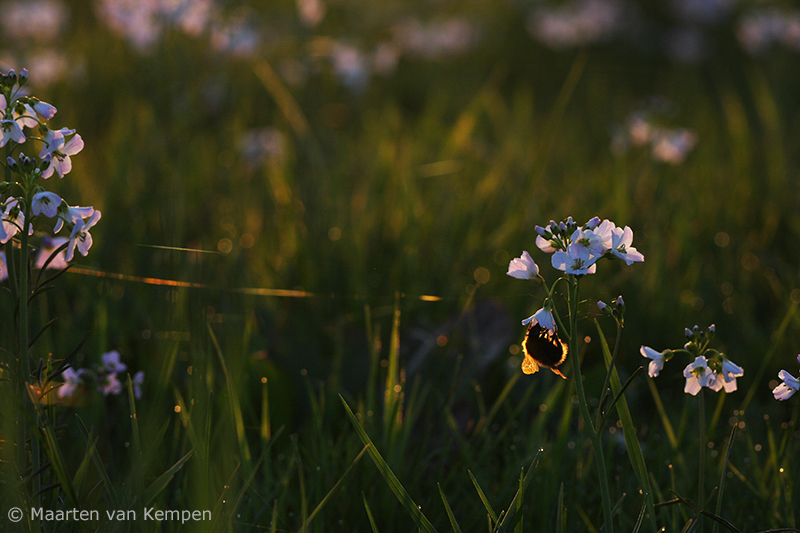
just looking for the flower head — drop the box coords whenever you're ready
[641,346,668,377]
[507,251,540,280]
[32,191,62,218]
[40,127,84,179]
[551,242,598,275]
[596,220,644,265]
[65,210,101,261]
[683,356,713,395]
[100,373,123,396]
[773,369,800,401]
[101,350,127,374]
[0,118,25,147]
[133,371,145,400]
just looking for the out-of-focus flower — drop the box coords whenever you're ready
[297,0,325,27]
[35,236,69,269]
[100,373,123,396]
[0,0,67,42]
[527,0,627,49]
[58,367,86,398]
[133,371,145,399]
[507,251,540,280]
[32,191,61,218]
[683,355,713,395]
[210,13,260,57]
[551,242,598,275]
[392,18,478,60]
[40,127,83,178]
[738,9,800,56]
[651,129,697,164]
[0,251,7,281]
[101,350,127,373]
[773,369,800,401]
[641,346,668,377]
[65,209,101,261]
[330,42,370,92]
[238,128,285,167]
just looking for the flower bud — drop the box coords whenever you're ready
[549,220,559,233]
[0,181,9,194]
[707,324,715,339]
[614,295,625,310]
[6,157,18,172]
[18,68,28,86]
[584,216,601,230]
[535,225,546,237]
[597,300,611,315]
[685,328,693,340]
[6,69,17,86]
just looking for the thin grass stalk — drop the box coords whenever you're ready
[567,276,613,532]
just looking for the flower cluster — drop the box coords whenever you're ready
[772,354,800,401]
[59,350,144,401]
[531,216,644,276]
[0,68,100,266]
[641,325,744,395]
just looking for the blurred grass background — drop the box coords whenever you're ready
[2,0,800,530]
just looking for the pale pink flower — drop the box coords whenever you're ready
[507,251,540,280]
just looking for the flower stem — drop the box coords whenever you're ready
[697,389,706,531]
[567,275,614,532]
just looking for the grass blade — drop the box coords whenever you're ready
[303,445,370,528]
[557,482,566,533]
[363,493,381,533]
[468,469,498,525]
[341,395,438,533]
[438,483,463,533]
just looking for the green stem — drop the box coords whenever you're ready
[567,276,614,532]
[697,389,706,531]
[595,322,622,429]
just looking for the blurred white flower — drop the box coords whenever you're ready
[133,371,145,399]
[0,0,67,42]
[331,42,370,92]
[527,0,626,49]
[507,250,539,280]
[651,129,697,164]
[35,236,69,269]
[393,18,478,59]
[58,367,86,398]
[101,350,127,373]
[297,0,324,28]
[100,373,123,396]
[773,369,799,401]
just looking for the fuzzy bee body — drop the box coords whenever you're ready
[521,323,568,379]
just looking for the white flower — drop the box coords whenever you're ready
[40,127,84,178]
[711,358,744,393]
[1,198,25,244]
[640,346,667,377]
[535,234,557,253]
[65,210,101,261]
[596,219,644,265]
[101,350,127,374]
[522,305,557,332]
[58,367,86,398]
[683,356,713,396]
[507,251,540,280]
[773,369,800,401]
[551,242,598,275]
[32,191,62,218]
[0,118,25,147]
[570,228,605,256]
[35,236,69,270]
[54,204,95,234]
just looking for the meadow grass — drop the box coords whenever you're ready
[2,1,800,531]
